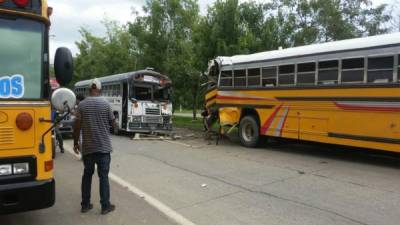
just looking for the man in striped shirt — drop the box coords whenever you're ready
[73,78,116,215]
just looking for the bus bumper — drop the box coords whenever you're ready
[0,179,55,215]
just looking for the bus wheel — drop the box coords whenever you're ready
[239,116,260,148]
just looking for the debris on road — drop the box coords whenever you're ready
[131,133,180,141]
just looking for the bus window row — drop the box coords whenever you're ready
[219,55,399,88]
[102,84,121,97]
[75,84,121,97]
[75,88,87,96]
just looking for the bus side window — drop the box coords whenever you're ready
[398,55,400,82]
[103,86,107,96]
[262,67,277,87]
[220,70,233,87]
[234,69,246,87]
[318,60,338,85]
[113,85,118,97]
[278,65,295,86]
[297,62,316,86]
[247,68,261,87]
[341,58,364,84]
[117,84,121,96]
[367,56,393,83]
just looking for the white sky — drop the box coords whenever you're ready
[48,0,395,62]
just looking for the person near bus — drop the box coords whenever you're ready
[74,94,85,153]
[73,78,116,215]
[51,109,64,153]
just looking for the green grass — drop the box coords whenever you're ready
[175,109,201,114]
[172,115,204,131]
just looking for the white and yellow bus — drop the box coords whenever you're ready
[205,33,400,153]
[75,69,173,134]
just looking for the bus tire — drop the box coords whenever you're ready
[239,116,261,148]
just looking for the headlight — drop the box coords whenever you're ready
[0,164,12,176]
[13,163,29,175]
[132,116,141,123]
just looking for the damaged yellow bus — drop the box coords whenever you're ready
[205,33,400,153]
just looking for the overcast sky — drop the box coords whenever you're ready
[48,0,395,62]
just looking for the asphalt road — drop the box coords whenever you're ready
[2,129,400,225]
[0,150,176,225]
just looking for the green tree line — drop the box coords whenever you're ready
[73,0,393,118]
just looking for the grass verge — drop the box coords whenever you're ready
[172,115,204,131]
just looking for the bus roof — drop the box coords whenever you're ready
[214,32,400,67]
[74,69,170,88]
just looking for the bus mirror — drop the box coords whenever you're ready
[51,88,76,113]
[54,47,73,86]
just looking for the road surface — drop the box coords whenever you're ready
[0,150,176,225]
[2,129,400,225]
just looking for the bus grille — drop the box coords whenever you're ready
[145,108,160,115]
[0,127,14,145]
[143,116,163,124]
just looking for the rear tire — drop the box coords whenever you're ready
[239,116,261,148]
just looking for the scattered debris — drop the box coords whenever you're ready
[131,133,179,141]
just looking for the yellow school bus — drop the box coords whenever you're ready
[0,0,74,214]
[205,33,400,153]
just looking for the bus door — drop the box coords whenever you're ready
[122,82,128,129]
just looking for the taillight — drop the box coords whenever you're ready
[45,160,54,172]
[0,0,5,4]
[13,0,29,7]
[16,112,33,131]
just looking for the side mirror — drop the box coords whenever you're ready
[51,88,76,113]
[40,88,76,154]
[54,47,73,86]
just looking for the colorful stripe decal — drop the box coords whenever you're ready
[217,91,274,101]
[216,95,269,101]
[260,105,282,134]
[279,109,290,137]
[335,101,400,112]
[274,107,290,137]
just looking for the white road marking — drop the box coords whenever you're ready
[64,144,197,225]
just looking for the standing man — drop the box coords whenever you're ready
[73,78,116,215]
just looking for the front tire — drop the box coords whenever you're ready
[239,116,261,148]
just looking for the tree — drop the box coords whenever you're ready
[74,20,138,86]
[72,0,393,119]
[128,0,201,118]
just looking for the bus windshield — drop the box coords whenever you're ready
[133,85,152,100]
[154,86,170,101]
[132,85,170,101]
[0,18,43,99]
